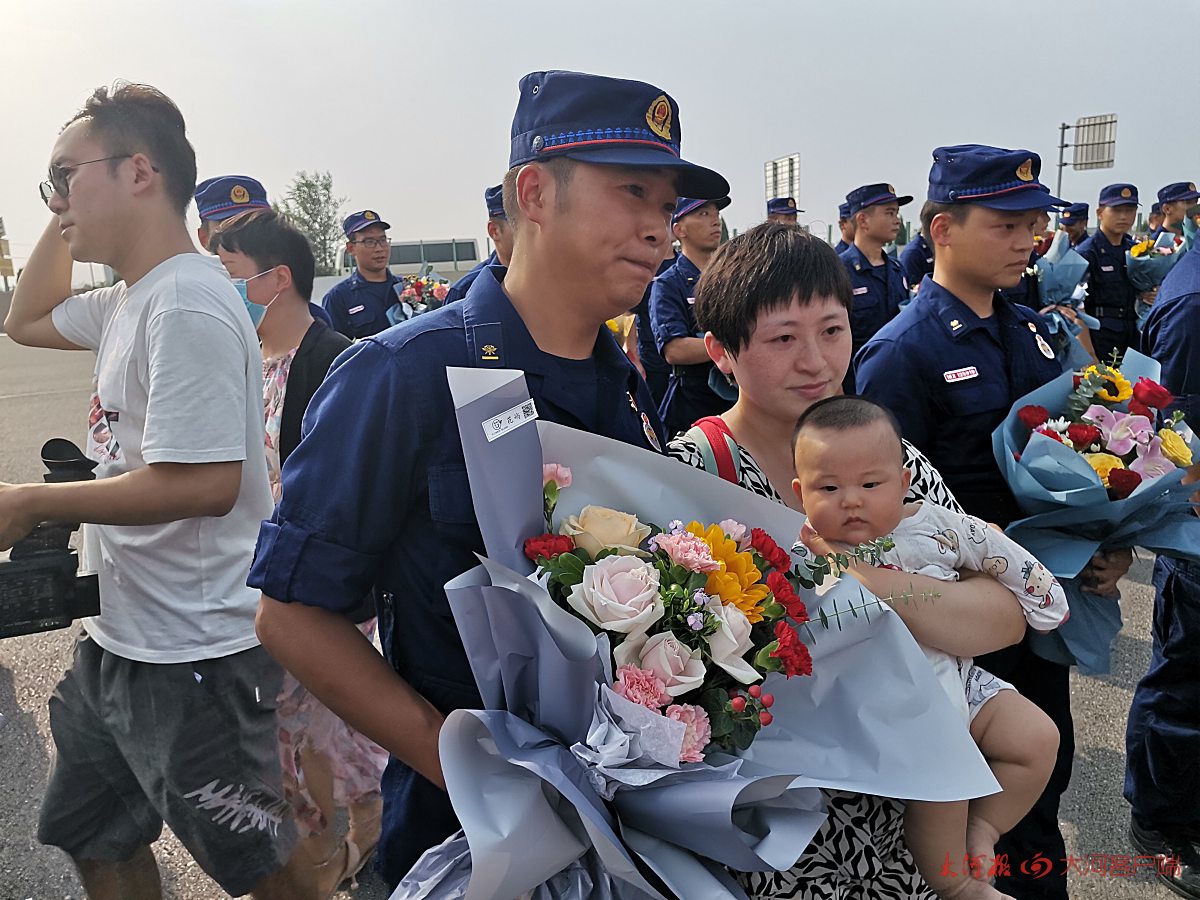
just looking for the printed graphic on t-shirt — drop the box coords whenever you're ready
[87,383,121,462]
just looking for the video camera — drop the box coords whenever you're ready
[0,439,100,638]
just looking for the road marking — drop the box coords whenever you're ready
[0,388,84,403]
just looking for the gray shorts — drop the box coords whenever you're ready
[37,634,297,896]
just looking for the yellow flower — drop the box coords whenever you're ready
[1159,429,1194,467]
[686,522,769,623]
[1130,239,1154,259]
[1083,364,1133,403]
[1084,453,1126,488]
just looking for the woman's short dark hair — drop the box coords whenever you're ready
[66,82,197,215]
[210,209,316,301]
[694,222,852,356]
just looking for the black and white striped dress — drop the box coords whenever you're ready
[668,434,964,900]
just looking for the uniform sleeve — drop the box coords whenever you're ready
[141,308,251,464]
[322,285,350,337]
[248,339,419,612]
[50,284,122,351]
[1144,292,1200,425]
[902,440,964,513]
[936,506,1069,632]
[650,275,695,355]
[309,302,333,327]
[854,338,933,451]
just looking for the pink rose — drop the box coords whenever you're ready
[432,282,449,301]
[719,519,752,551]
[665,704,711,763]
[614,631,706,696]
[542,463,573,489]
[650,531,721,573]
[613,664,671,710]
[566,556,662,634]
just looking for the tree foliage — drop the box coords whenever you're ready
[276,171,346,276]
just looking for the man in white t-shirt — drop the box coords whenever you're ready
[1,83,314,898]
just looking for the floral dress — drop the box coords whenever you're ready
[263,349,389,836]
[668,433,963,900]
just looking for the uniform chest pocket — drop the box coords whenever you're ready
[346,304,375,332]
[937,379,1011,419]
[428,463,478,526]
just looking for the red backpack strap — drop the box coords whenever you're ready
[685,416,742,484]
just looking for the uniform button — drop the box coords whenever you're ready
[532,135,544,151]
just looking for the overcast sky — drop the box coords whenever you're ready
[3,0,1196,277]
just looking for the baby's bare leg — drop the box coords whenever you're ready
[967,690,1058,863]
[906,800,1014,898]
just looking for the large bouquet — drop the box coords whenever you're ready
[395,368,997,900]
[1126,232,1187,292]
[993,350,1200,673]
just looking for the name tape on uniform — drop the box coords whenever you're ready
[484,399,539,442]
[943,366,979,383]
[852,286,870,295]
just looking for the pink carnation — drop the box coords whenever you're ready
[542,463,573,489]
[666,704,712,763]
[650,531,721,572]
[432,282,449,301]
[613,664,671,710]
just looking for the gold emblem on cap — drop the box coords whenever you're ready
[646,95,672,141]
[230,185,250,204]
[1191,183,1197,191]
[1120,188,1132,199]
[1016,159,1034,182]
[364,211,376,220]
[887,184,895,194]
[787,198,796,208]
[1062,211,1071,219]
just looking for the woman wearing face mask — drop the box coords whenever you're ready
[667,223,1029,899]
[212,210,384,896]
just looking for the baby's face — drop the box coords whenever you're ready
[792,421,911,546]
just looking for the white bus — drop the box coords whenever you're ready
[333,238,480,279]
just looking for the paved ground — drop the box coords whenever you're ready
[0,337,1175,898]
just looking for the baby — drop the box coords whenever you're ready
[790,396,1068,900]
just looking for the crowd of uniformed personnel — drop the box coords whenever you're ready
[2,69,1198,900]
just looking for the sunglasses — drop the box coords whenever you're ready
[38,155,142,205]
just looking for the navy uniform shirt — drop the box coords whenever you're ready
[1076,230,1136,320]
[855,277,1061,525]
[650,252,727,437]
[1143,247,1200,426]
[308,302,333,327]
[248,266,665,876]
[633,252,678,405]
[443,250,499,305]
[321,268,405,339]
[899,233,934,289]
[833,238,851,255]
[838,242,909,357]
[998,250,1041,310]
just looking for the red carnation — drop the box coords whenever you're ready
[1132,377,1174,411]
[767,570,808,624]
[1065,423,1101,449]
[770,621,813,678]
[1018,405,1051,430]
[1072,374,1083,389]
[750,527,791,573]
[523,533,575,562]
[1108,468,1143,500]
[1034,426,1065,444]
[1128,398,1153,420]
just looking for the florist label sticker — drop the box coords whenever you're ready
[484,399,539,443]
[943,366,979,383]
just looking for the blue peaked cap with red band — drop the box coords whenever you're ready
[673,195,731,223]
[508,70,728,200]
[1098,184,1139,207]
[846,183,913,216]
[767,197,803,215]
[927,144,1065,210]
[1059,202,1088,222]
[194,175,270,221]
[484,184,506,219]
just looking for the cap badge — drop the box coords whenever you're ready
[645,95,672,141]
[230,185,250,204]
[1120,188,1132,199]
[364,211,377,220]
[887,184,895,194]
[1062,211,1071,219]
[787,198,796,208]
[1016,159,1034,182]
[1191,183,1197,191]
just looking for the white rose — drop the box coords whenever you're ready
[614,631,706,697]
[560,506,651,557]
[706,602,761,685]
[567,556,663,634]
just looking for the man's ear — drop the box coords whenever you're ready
[514,164,553,228]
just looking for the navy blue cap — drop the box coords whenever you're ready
[484,184,506,219]
[1157,181,1200,204]
[846,183,913,216]
[508,70,728,199]
[194,175,269,221]
[927,145,1065,210]
[673,196,731,223]
[837,202,851,220]
[1098,184,1139,207]
[1059,202,1088,223]
[1150,201,1163,215]
[767,197,803,216]
[342,210,391,236]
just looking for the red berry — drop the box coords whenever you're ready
[748,684,763,699]
[759,711,774,726]
[729,696,747,713]
[761,693,775,708]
